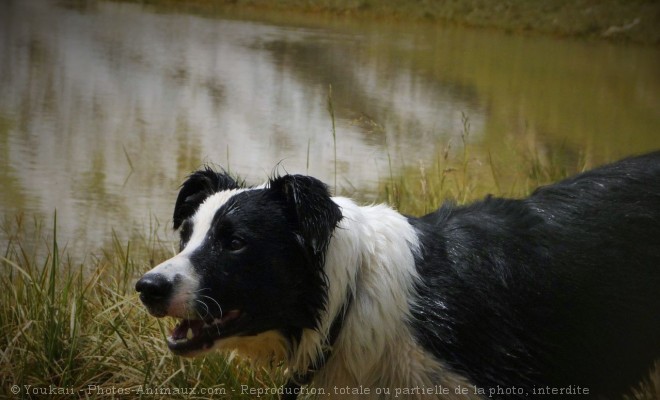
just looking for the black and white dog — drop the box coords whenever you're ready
[136,152,660,399]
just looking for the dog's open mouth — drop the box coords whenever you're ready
[167,310,242,356]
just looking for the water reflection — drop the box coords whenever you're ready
[0,0,658,254]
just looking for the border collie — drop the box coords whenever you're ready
[136,152,660,399]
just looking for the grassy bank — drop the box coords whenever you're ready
[115,0,660,44]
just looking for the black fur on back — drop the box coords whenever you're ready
[409,151,660,398]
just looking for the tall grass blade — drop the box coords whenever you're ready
[327,84,337,192]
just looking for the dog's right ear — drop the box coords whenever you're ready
[172,167,243,229]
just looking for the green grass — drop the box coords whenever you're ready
[1,135,659,399]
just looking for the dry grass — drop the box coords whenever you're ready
[379,115,587,215]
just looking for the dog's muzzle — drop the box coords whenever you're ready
[135,258,246,357]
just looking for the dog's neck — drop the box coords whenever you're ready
[287,198,478,398]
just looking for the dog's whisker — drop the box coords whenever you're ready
[198,294,223,318]
[194,299,210,319]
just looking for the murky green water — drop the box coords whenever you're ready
[1,0,659,253]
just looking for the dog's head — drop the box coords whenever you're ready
[135,167,342,357]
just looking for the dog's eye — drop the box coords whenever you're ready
[228,238,245,252]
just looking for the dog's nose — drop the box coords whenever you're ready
[135,273,173,302]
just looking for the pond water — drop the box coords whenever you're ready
[1,0,659,255]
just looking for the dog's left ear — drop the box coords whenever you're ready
[269,175,342,259]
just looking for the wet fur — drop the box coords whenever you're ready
[137,152,660,399]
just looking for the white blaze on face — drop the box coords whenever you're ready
[179,189,248,256]
[143,188,249,318]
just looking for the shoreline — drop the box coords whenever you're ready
[111,0,660,45]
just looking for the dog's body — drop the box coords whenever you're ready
[137,152,660,399]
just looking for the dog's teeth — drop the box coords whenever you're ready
[187,328,194,339]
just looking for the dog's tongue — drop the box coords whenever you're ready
[171,319,204,340]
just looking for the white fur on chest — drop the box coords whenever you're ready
[292,198,478,399]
